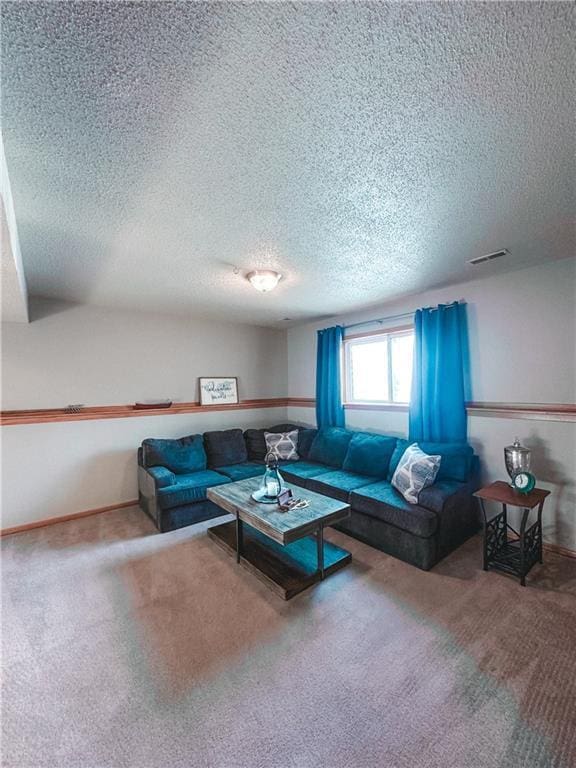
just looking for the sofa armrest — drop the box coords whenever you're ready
[146,466,176,489]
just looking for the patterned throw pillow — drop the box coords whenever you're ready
[264,430,300,461]
[391,443,441,504]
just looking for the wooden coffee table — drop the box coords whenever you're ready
[207,476,351,599]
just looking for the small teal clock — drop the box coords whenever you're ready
[511,470,536,494]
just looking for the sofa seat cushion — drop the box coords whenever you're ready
[204,429,248,467]
[307,471,378,503]
[143,434,207,474]
[279,461,333,485]
[350,481,438,538]
[309,427,354,468]
[417,480,465,514]
[213,461,264,482]
[342,433,397,478]
[157,470,230,510]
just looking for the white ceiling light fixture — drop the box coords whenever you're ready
[247,270,282,292]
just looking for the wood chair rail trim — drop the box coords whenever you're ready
[2,398,574,425]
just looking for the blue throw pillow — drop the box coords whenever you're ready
[143,434,207,475]
[419,442,474,482]
[308,427,353,468]
[343,433,397,478]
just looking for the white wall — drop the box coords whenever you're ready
[1,299,288,528]
[287,258,576,551]
[288,258,576,403]
[1,407,287,529]
[2,298,287,409]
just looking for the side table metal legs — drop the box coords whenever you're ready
[480,498,544,586]
[519,507,529,586]
[537,501,544,564]
[479,499,506,572]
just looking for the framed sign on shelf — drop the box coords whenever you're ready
[199,377,239,406]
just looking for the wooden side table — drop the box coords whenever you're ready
[474,481,550,586]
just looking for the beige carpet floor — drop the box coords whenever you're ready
[2,505,576,768]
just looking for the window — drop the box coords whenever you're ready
[344,328,414,405]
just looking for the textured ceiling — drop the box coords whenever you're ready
[1,1,574,326]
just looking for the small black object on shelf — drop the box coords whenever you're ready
[64,404,85,414]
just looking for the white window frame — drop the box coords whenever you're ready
[343,326,414,406]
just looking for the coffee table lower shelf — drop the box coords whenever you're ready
[208,520,351,600]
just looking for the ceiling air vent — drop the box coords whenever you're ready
[469,248,510,266]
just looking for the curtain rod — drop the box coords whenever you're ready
[344,310,415,331]
[343,301,462,332]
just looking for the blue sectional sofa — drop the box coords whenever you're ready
[137,424,300,534]
[138,424,480,570]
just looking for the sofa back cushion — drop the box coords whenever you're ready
[297,428,317,459]
[387,439,475,482]
[387,438,411,480]
[342,433,397,478]
[244,424,302,461]
[418,442,474,482]
[142,434,207,475]
[308,427,353,468]
[204,429,248,467]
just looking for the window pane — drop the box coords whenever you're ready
[390,333,414,403]
[349,339,389,402]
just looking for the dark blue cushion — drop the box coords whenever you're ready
[308,428,353,468]
[418,442,474,482]
[350,481,438,538]
[143,434,207,475]
[342,433,397,478]
[157,470,230,510]
[213,461,264,481]
[386,439,411,480]
[280,461,333,484]
[297,429,318,459]
[204,429,248,467]
[417,480,465,514]
[243,429,268,461]
[307,470,377,503]
[146,466,176,488]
